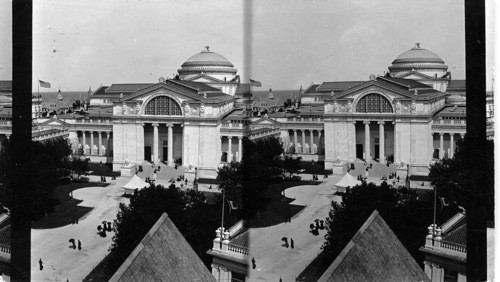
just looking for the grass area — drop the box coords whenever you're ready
[31,182,108,229]
[300,161,333,175]
[197,178,221,185]
[88,162,120,177]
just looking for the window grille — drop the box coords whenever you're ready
[356,94,392,113]
[144,96,182,116]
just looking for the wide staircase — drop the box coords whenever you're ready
[136,161,186,181]
[348,160,398,179]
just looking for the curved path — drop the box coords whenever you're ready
[31,175,131,282]
[248,174,343,281]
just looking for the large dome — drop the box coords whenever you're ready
[388,43,448,79]
[181,46,234,68]
[392,43,445,64]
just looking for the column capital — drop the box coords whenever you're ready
[166,122,173,127]
[152,122,159,127]
[377,121,385,125]
[238,136,243,140]
[439,132,444,136]
[363,120,370,125]
[449,133,454,136]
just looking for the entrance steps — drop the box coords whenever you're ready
[136,162,186,181]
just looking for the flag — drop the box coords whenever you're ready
[39,80,51,88]
[249,79,262,87]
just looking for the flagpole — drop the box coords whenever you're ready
[433,185,437,244]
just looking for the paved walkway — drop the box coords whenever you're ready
[31,175,131,282]
[248,175,343,281]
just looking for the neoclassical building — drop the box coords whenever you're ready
[6,44,466,178]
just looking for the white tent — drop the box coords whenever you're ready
[335,173,362,193]
[123,175,150,195]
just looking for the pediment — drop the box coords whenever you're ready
[124,82,204,104]
[334,81,415,101]
[39,118,68,126]
[397,71,434,80]
[253,117,280,125]
[185,74,224,83]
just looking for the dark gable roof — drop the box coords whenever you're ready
[442,213,466,246]
[124,80,233,104]
[447,79,466,90]
[92,85,109,96]
[173,79,223,92]
[304,84,320,94]
[316,81,365,92]
[379,76,433,89]
[235,83,251,95]
[318,210,429,282]
[110,213,215,282]
[0,81,12,91]
[105,83,154,94]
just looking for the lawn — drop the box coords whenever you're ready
[31,181,108,229]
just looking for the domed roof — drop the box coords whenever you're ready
[392,43,445,64]
[181,46,234,68]
[446,94,466,105]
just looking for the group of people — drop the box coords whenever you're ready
[99,175,107,183]
[68,238,82,251]
[97,221,113,238]
[281,237,295,249]
[309,219,325,236]
[311,174,320,181]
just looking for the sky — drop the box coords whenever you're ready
[0,0,495,91]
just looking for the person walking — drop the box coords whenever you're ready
[252,257,256,269]
[290,238,294,249]
[39,258,43,270]
[78,239,81,251]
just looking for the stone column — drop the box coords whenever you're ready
[310,130,314,153]
[153,123,159,164]
[378,121,385,164]
[238,137,243,162]
[318,130,322,155]
[167,123,174,166]
[293,130,298,146]
[301,130,306,153]
[98,132,102,155]
[450,133,455,158]
[90,131,94,155]
[106,132,111,157]
[439,133,444,159]
[364,121,371,161]
[82,131,86,154]
[228,136,233,162]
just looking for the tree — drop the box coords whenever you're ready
[216,162,243,209]
[70,156,90,180]
[429,137,494,220]
[323,182,457,269]
[111,184,227,272]
[282,155,302,178]
[0,137,73,221]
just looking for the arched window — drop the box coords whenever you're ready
[356,94,393,113]
[144,96,182,116]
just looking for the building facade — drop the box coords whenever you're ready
[0,44,471,178]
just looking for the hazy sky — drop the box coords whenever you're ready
[0,0,494,91]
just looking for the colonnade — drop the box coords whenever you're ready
[434,132,464,159]
[362,121,387,164]
[151,122,176,165]
[291,129,323,154]
[78,131,112,156]
[221,136,243,163]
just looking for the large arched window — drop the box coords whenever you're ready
[144,96,182,116]
[356,94,393,113]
